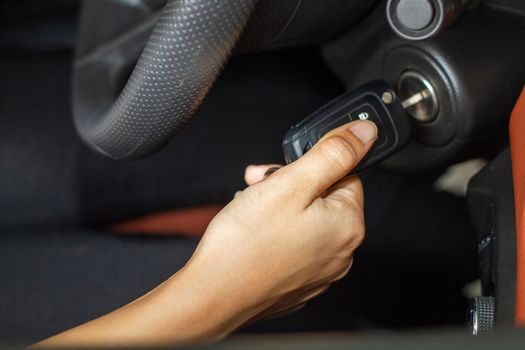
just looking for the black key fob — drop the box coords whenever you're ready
[282,80,411,174]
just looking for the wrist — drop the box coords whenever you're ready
[160,263,240,342]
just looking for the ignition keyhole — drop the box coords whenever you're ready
[398,71,439,123]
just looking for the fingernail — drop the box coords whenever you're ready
[349,120,378,145]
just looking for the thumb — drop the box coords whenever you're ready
[284,120,377,203]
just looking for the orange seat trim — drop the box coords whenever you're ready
[112,205,223,237]
[510,85,525,326]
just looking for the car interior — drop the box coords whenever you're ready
[1,0,525,348]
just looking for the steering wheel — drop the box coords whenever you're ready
[73,0,259,159]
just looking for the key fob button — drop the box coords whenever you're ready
[350,105,377,122]
[349,104,388,148]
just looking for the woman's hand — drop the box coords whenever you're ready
[36,120,377,348]
[185,120,378,336]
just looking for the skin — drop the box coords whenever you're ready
[35,120,378,348]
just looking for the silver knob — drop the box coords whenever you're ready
[387,0,475,41]
[468,296,495,335]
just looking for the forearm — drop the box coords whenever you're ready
[34,266,231,348]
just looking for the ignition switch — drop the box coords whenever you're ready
[398,71,439,123]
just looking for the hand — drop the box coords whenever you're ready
[37,120,377,348]
[185,120,378,337]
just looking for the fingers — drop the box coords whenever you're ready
[244,164,282,185]
[284,120,377,203]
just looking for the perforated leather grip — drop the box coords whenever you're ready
[73,0,258,159]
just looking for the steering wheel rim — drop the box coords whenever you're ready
[73,0,259,160]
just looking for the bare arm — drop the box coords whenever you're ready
[36,267,233,347]
[36,120,377,348]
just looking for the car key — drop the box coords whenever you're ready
[282,80,411,174]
